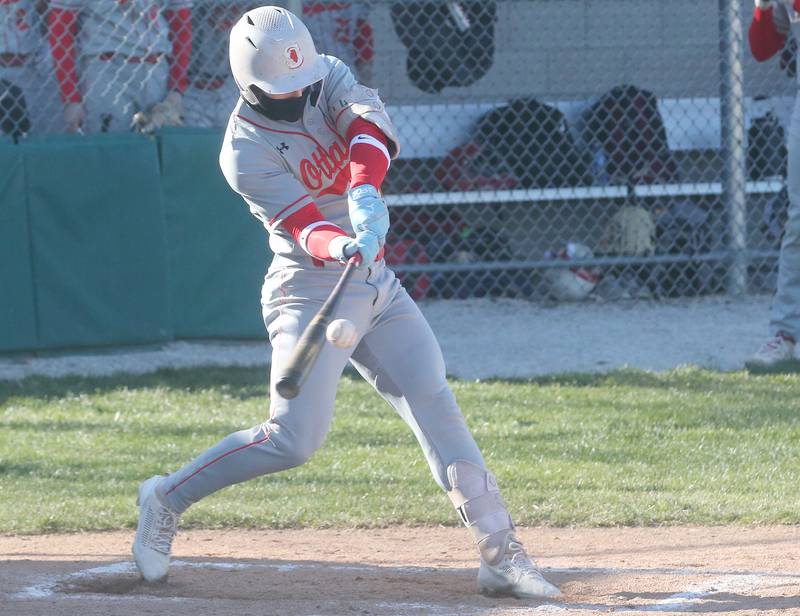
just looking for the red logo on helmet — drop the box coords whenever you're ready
[285,45,304,69]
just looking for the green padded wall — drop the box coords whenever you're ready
[0,144,37,351]
[23,134,172,349]
[158,127,268,339]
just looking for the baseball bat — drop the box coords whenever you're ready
[274,255,360,399]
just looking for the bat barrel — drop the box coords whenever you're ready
[275,374,301,399]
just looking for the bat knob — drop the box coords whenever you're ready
[275,377,300,400]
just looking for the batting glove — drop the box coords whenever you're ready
[328,231,380,269]
[132,91,184,134]
[755,0,774,8]
[347,184,390,243]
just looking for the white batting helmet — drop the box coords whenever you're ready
[229,6,330,102]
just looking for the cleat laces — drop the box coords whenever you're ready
[505,537,542,578]
[144,504,178,555]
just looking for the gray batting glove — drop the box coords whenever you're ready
[132,91,184,134]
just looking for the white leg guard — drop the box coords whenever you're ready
[447,459,514,566]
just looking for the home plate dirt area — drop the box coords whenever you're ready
[2,526,799,616]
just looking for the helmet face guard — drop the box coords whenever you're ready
[229,7,330,103]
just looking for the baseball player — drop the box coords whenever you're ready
[301,1,374,84]
[131,6,561,600]
[748,0,800,368]
[182,2,254,128]
[0,1,41,139]
[47,0,193,134]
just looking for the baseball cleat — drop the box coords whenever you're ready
[132,475,179,582]
[477,536,562,599]
[745,333,797,371]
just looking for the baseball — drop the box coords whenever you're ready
[326,318,358,348]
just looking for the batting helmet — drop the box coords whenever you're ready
[544,242,599,301]
[229,6,330,102]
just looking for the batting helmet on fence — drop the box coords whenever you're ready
[544,242,599,301]
[229,6,330,102]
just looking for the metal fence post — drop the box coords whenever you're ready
[720,0,748,296]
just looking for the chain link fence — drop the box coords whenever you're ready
[1,0,794,302]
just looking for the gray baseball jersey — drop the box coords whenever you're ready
[0,0,38,54]
[158,55,494,516]
[182,2,248,128]
[767,4,800,339]
[49,0,193,57]
[219,55,397,262]
[189,2,249,80]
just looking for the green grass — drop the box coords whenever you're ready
[1,366,798,533]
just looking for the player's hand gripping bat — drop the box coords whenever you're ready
[274,255,360,399]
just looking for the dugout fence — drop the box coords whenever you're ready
[0,0,793,340]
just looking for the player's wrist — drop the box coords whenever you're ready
[755,0,774,10]
[327,235,353,262]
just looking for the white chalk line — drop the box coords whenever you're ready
[8,559,800,614]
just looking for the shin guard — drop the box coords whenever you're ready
[446,459,514,565]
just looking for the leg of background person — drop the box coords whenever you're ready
[770,95,800,342]
[181,85,211,128]
[0,66,30,140]
[28,46,67,134]
[137,59,169,121]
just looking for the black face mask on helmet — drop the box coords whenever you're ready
[247,85,311,122]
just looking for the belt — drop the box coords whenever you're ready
[0,53,28,67]
[98,52,162,64]
[193,76,227,90]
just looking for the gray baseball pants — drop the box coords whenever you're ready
[771,94,800,340]
[160,259,486,514]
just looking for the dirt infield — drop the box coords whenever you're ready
[2,526,799,615]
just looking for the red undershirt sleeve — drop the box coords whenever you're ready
[354,18,374,65]
[749,6,786,62]
[346,117,391,189]
[165,8,192,93]
[282,202,348,261]
[48,8,81,104]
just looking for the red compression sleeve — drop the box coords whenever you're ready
[347,117,390,189]
[354,18,374,64]
[165,8,192,93]
[282,203,348,261]
[749,6,786,61]
[49,8,81,103]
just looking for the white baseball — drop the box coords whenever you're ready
[326,318,358,348]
